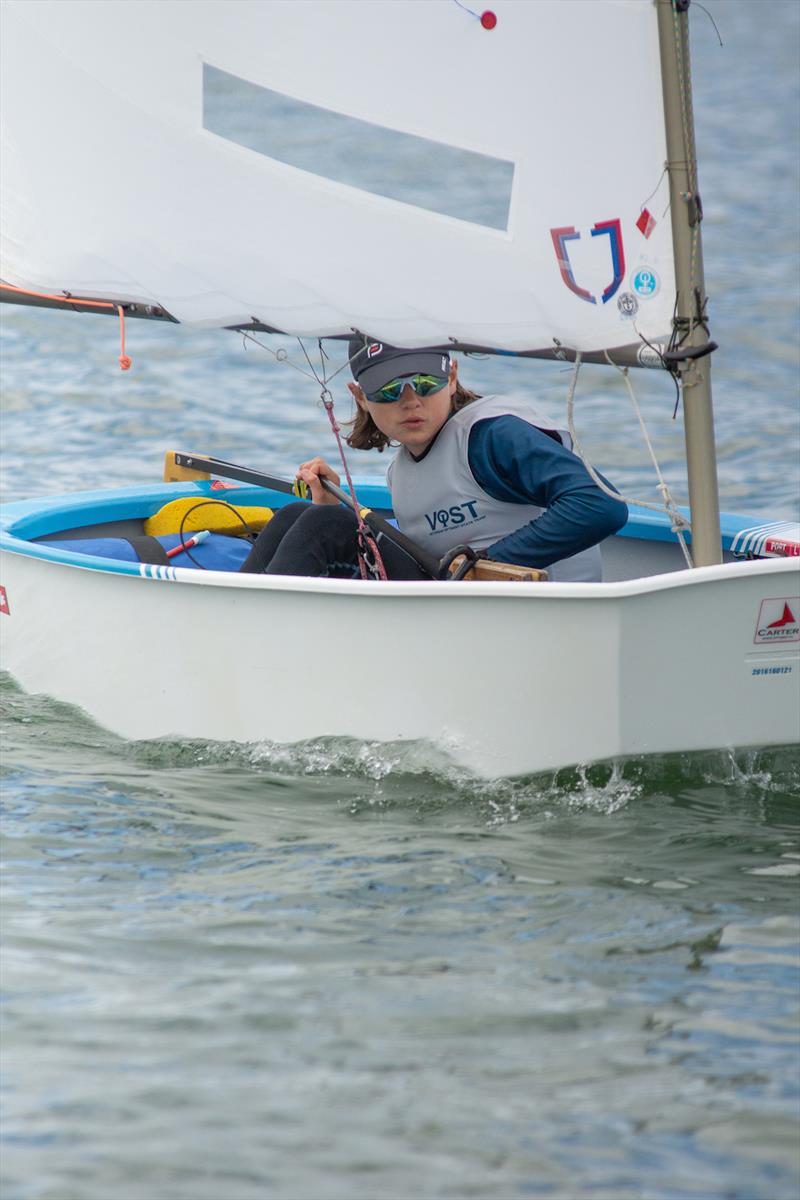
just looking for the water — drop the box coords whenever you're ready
[1,4,799,1199]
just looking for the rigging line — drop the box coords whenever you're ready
[319,390,388,581]
[239,327,366,388]
[297,337,323,387]
[236,329,382,579]
[564,354,694,567]
[668,294,687,353]
[317,338,331,389]
[239,330,319,384]
[694,2,723,46]
[602,352,693,566]
[451,0,480,17]
[322,357,356,385]
[296,336,339,398]
[672,3,701,306]
[316,336,369,387]
[238,328,383,578]
[320,357,354,385]
[672,6,699,200]
[639,165,668,213]
[631,324,682,417]
[295,334,387,581]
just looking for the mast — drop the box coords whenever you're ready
[657,0,722,567]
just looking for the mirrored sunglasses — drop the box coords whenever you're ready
[367,374,449,404]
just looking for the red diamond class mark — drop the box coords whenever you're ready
[768,602,797,628]
[0,586,9,615]
[636,208,656,239]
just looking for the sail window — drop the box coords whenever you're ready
[202,64,513,231]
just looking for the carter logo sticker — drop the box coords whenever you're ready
[754,597,800,644]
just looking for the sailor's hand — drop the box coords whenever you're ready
[296,457,341,505]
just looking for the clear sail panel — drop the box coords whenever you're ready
[203,65,515,231]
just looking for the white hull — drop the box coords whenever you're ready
[2,547,797,777]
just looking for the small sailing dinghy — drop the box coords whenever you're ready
[1,0,798,777]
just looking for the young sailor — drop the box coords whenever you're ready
[240,339,628,580]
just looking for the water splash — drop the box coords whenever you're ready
[2,672,797,825]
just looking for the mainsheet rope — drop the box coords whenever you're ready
[240,333,389,576]
[298,337,387,581]
[565,353,694,568]
[239,329,387,579]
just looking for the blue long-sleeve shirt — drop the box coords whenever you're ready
[467,415,628,567]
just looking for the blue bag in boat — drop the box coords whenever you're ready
[36,533,252,571]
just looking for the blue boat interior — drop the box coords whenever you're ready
[0,478,783,581]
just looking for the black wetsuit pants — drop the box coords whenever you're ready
[239,502,429,580]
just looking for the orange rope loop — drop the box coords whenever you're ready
[4,283,132,371]
[116,305,132,370]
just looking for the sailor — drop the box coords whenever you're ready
[240,339,628,580]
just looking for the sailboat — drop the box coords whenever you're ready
[1,0,798,778]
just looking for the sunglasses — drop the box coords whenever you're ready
[367,374,449,404]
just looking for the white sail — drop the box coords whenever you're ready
[1,0,675,352]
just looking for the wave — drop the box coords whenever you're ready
[2,672,797,823]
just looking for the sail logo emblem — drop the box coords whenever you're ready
[617,292,638,319]
[632,268,660,298]
[550,219,625,305]
[367,343,383,358]
[0,586,8,616]
[754,597,800,644]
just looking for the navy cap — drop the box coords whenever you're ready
[348,336,450,394]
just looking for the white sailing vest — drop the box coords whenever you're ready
[387,395,603,582]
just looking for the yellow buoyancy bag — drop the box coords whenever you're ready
[144,497,273,538]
